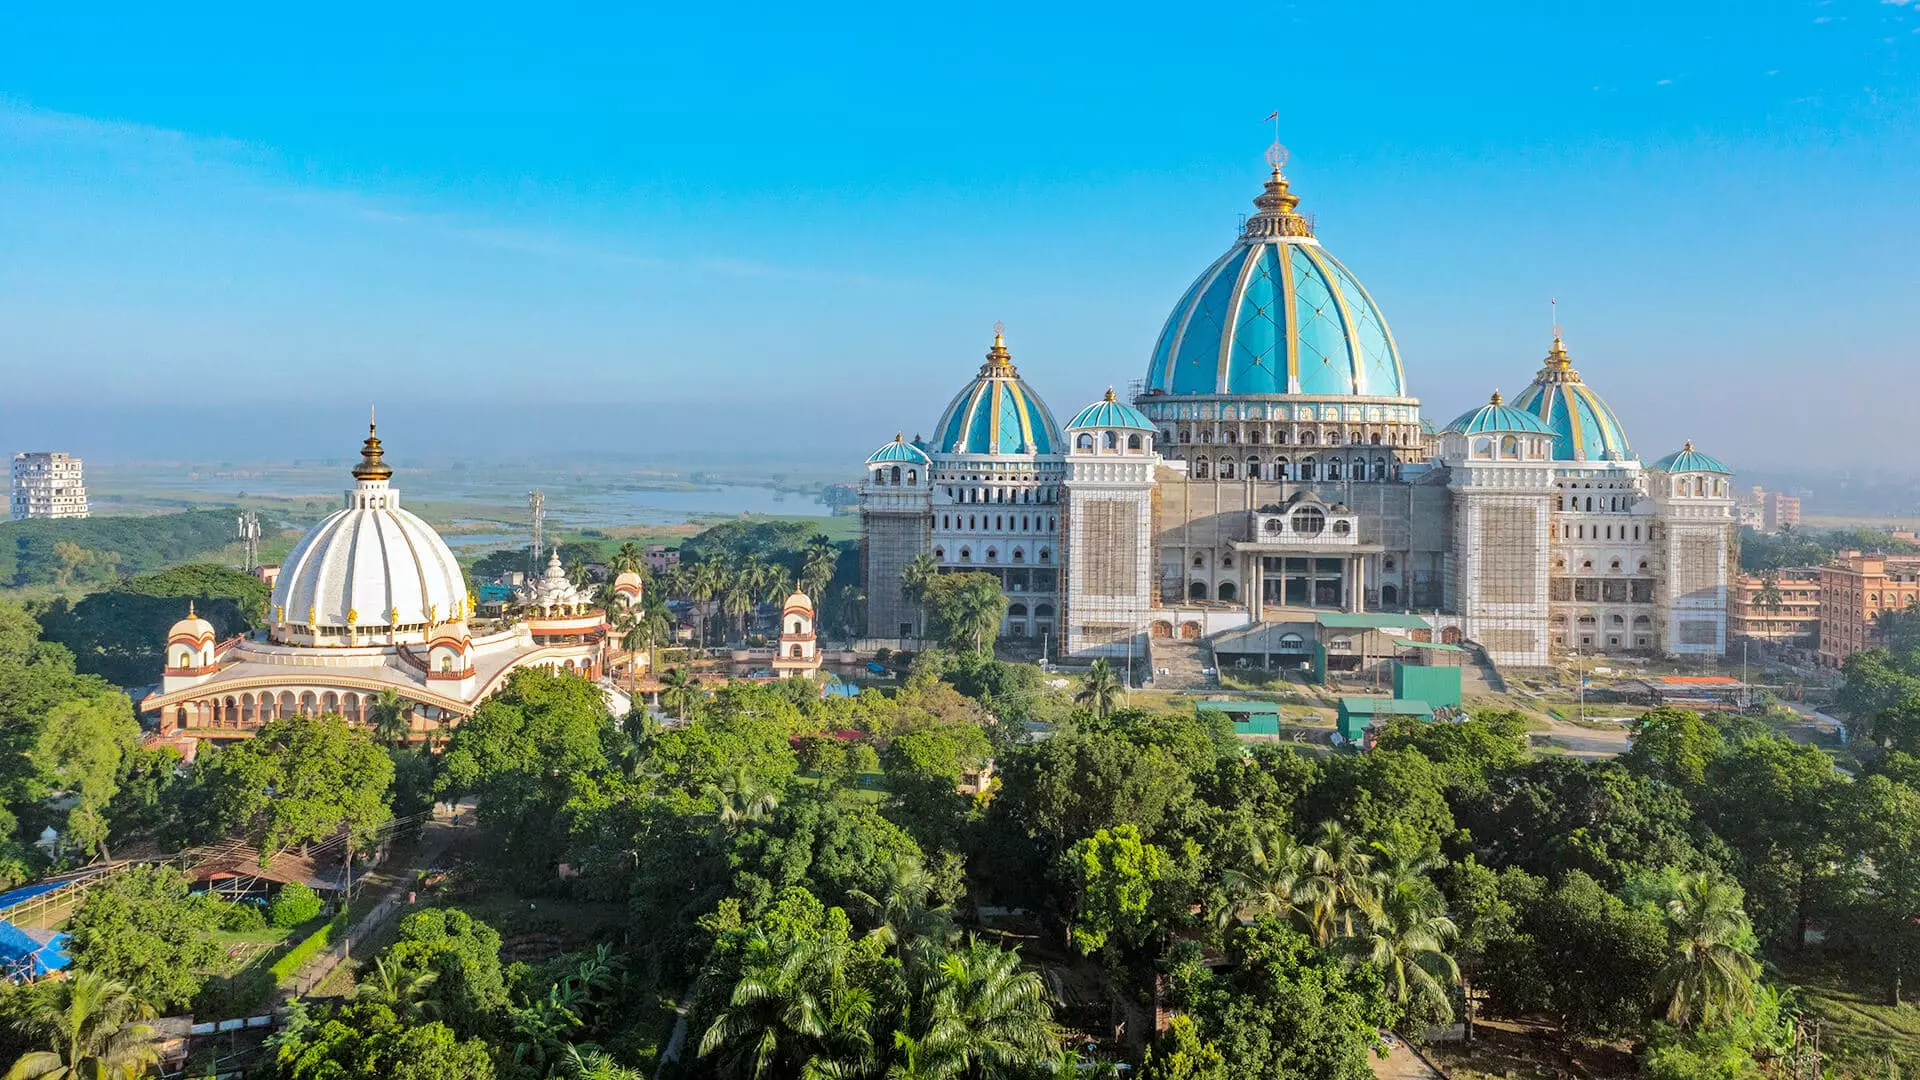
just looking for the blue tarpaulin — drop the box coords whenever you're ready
[0,881,64,913]
[0,920,71,981]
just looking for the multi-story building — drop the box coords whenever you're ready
[1817,552,1920,667]
[1730,568,1822,646]
[9,452,90,521]
[857,158,1735,668]
[1762,491,1801,532]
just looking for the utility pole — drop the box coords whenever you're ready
[528,489,546,575]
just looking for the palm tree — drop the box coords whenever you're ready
[1300,821,1376,945]
[849,860,954,962]
[562,1045,646,1080]
[355,955,439,1018]
[722,574,756,645]
[801,536,837,607]
[705,766,779,832]
[689,561,725,647]
[660,666,702,722]
[1349,859,1459,1025]
[901,554,938,638]
[566,556,593,589]
[368,688,411,747]
[698,930,874,1080]
[917,940,1055,1080]
[1219,821,1315,930]
[613,541,645,575]
[1074,660,1123,719]
[4,970,159,1080]
[1655,873,1761,1029]
[1755,570,1785,618]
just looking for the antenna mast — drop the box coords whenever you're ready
[528,490,546,574]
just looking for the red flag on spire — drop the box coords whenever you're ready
[1264,111,1279,121]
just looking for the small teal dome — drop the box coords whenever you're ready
[1445,391,1554,436]
[1509,337,1633,462]
[1651,441,1731,474]
[866,434,930,466]
[1067,388,1155,431]
[932,331,1062,456]
[1143,168,1406,399]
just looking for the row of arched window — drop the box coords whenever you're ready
[871,466,919,486]
[1190,455,1391,482]
[1073,431,1149,453]
[933,545,1052,564]
[943,485,1058,504]
[1169,427,1413,447]
[939,514,1057,533]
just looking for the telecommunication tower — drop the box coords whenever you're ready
[529,490,546,574]
[237,510,261,572]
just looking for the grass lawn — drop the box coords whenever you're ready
[1779,954,1920,1078]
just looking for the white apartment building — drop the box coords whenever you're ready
[10,452,91,521]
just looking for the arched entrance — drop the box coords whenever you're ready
[1150,620,1173,639]
[1179,621,1202,640]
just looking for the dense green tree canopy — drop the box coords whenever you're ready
[198,712,394,855]
[64,866,222,1011]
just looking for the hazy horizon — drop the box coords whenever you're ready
[3,2,1918,474]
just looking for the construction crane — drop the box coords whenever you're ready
[237,510,261,572]
[528,489,546,575]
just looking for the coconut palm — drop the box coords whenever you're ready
[1349,860,1459,1024]
[689,561,726,647]
[916,939,1055,1080]
[849,860,955,962]
[613,541,646,575]
[1300,821,1376,945]
[1074,660,1123,719]
[355,955,439,1018]
[901,554,938,638]
[706,766,779,832]
[4,970,159,1080]
[722,574,757,645]
[698,929,874,1080]
[801,536,837,607]
[1219,821,1315,930]
[369,688,411,747]
[660,666,702,722]
[1655,873,1762,1029]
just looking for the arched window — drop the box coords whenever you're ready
[1008,603,1029,617]
[1193,553,1206,568]
[1104,431,1119,450]
[1076,433,1095,450]
[906,469,917,485]
[1300,458,1317,480]
[933,546,945,560]
[1220,462,1236,479]
[1194,457,1211,478]
[985,547,998,562]
[1381,583,1399,606]
[1128,433,1143,451]
[1370,432,1382,445]
[1327,460,1342,480]
[1292,507,1326,536]
[1374,456,1387,479]
[1474,437,1494,457]
[890,466,902,484]
[1012,548,1025,562]
[959,547,972,562]
[1610,558,1622,571]
[1222,554,1234,569]
[1500,435,1518,456]
[1217,581,1239,602]
[1333,520,1352,535]
[1189,581,1209,600]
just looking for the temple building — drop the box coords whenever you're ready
[859,156,1733,669]
[140,423,609,741]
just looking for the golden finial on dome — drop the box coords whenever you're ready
[894,432,905,443]
[1103,386,1117,402]
[1244,142,1313,240]
[1490,389,1503,406]
[187,600,196,619]
[352,407,394,481]
[1683,439,1695,453]
[981,322,1016,374]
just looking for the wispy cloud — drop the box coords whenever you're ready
[0,96,879,287]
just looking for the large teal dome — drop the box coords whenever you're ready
[1143,168,1406,399]
[1509,337,1634,463]
[932,332,1062,456]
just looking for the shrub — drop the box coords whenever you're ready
[269,883,324,928]
[220,902,268,932]
[270,912,348,981]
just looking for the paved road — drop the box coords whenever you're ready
[1370,1040,1443,1079]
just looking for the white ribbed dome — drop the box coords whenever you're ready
[269,424,468,643]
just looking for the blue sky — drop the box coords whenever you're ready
[1,0,1916,469]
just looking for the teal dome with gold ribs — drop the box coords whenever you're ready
[1143,165,1407,399]
[932,329,1063,456]
[1510,336,1634,463]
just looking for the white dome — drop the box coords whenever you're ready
[269,424,468,641]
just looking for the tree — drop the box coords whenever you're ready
[800,535,837,611]
[901,555,938,638]
[698,915,879,1080]
[563,1045,646,1080]
[915,939,1055,1079]
[378,909,509,1039]
[269,1000,495,1079]
[1218,821,1314,931]
[1172,920,1392,1080]
[1138,1014,1227,1080]
[1349,851,1459,1029]
[1480,870,1668,1035]
[63,866,221,1011]
[1298,821,1377,946]
[3,971,158,1080]
[268,882,324,928]
[1075,660,1123,719]
[1067,824,1175,958]
[198,713,394,856]
[917,573,1007,655]
[1694,734,1845,948]
[660,667,703,723]
[706,766,779,833]
[1835,766,1920,1003]
[1622,707,1725,791]
[1653,873,1761,1030]
[368,689,411,747]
